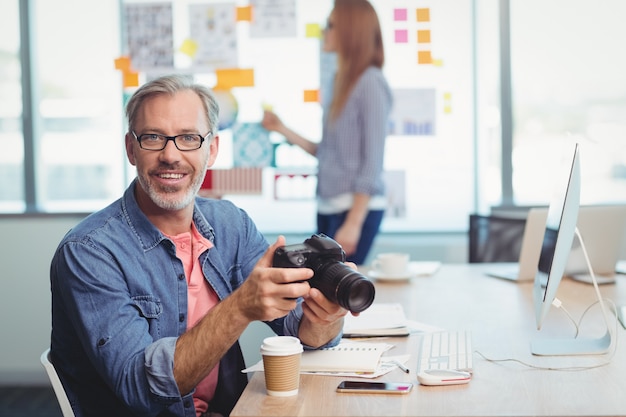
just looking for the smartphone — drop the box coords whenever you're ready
[336,381,413,394]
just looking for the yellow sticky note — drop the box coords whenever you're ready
[179,39,198,57]
[236,6,252,22]
[215,68,255,90]
[306,23,322,38]
[417,30,431,43]
[123,71,139,88]
[432,58,444,67]
[262,102,273,111]
[303,90,319,103]
[416,8,430,22]
[114,56,131,71]
[418,50,433,64]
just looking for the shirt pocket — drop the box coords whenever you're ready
[131,295,163,338]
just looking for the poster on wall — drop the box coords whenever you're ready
[124,2,174,71]
[388,89,437,136]
[249,0,298,38]
[188,3,238,71]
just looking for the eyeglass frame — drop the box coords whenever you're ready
[131,131,213,151]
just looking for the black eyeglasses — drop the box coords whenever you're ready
[131,131,212,151]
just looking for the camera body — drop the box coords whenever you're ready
[273,233,375,313]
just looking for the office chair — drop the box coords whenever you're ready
[468,214,527,263]
[40,348,76,417]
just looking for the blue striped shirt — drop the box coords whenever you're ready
[316,66,393,203]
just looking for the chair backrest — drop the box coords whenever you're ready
[40,349,76,417]
[468,214,528,263]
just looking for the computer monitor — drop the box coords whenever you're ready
[531,143,613,355]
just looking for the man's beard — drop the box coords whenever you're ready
[137,163,207,211]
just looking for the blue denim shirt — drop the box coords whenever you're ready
[50,180,341,417]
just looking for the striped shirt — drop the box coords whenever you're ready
[316,66,392,212]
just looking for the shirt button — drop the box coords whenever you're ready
[183,399,192,408]
[178,274,185,281]
[179,314,185,322]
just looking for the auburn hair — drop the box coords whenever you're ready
[328,0,385,121]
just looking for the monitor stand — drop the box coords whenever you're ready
[531,228,614,356]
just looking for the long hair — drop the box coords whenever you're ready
[125,74,219,134]
[328,0,384,121]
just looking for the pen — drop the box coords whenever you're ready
[393,360,410,374]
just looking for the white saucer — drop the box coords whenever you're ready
[368,269,413,281]
[366,262,442,282]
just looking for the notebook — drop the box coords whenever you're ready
[299,341,387,373]
[343,303,409,337]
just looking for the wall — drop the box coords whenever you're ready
[0,215,467,385]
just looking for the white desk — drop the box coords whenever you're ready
[231,264,626,417]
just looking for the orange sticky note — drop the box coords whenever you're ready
[215,68,255,89]
[236,6,252,21]
[416,8,430,22]
[123,71,139,88]
[418,50,433,64]
[417,30,431,43]
[303,90,319,103]
[114,56,131,71]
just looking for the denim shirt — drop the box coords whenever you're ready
[50,180,341,417]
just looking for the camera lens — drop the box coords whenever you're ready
[313,262,375,313]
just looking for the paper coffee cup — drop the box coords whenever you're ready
[260,336,303,397]
[371,252,410,276]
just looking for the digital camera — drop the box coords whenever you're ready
[272,233,375,313]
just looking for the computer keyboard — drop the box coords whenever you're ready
[417,330,474,374]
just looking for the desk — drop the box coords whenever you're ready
[231,264,626,417]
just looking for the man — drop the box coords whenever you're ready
[50,74,347,417]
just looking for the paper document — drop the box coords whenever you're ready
[343,303,409,337]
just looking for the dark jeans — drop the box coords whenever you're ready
[317,209,384,265]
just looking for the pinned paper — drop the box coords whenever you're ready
[394,8,407,21]
[303,90,319,103]
[418,50,433,64]
[215,68,255,90]
[395,29,408,43]
[123,71,139,88]
[236,5,252,21]
[416,8,430,22]
[179,38,199,57]
[417,30,431,43]
[306,23,322,38]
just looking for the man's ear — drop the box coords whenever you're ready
[125,132,137,166]
[206,134,220,168]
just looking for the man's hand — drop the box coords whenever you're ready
[234,236,314,322]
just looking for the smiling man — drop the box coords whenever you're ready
[49,74,346,417]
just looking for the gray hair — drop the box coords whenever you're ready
[125,74,219,133]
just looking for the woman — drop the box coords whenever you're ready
[262,0,392,265]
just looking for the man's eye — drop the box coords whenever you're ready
[143,134,161,141]
[179,135,197,142]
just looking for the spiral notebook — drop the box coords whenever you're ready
[299,341,388,373]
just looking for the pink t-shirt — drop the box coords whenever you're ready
[167,224,219,416]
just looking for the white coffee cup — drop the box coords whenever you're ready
[260,336,303,397]
[371,253,410,277]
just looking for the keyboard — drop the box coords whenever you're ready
[417,330,474,374]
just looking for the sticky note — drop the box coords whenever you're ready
[416,8,430,22]
[236,6,252,22]
[418,50,433,64]
[215,68,255,90]
[303,90,319,103]
[114,56,131,71]
[179,39,198,57]
[394,8,407,21]
[395,29,408,43]
[123,71,139,88]
[417,30,431,43]
[432,59,444,67]
[306,23,322,38]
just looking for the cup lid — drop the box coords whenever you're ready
[260,336,303,356]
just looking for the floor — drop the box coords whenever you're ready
[0,386,63,417]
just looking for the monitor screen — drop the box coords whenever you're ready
[533,143,581,331]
